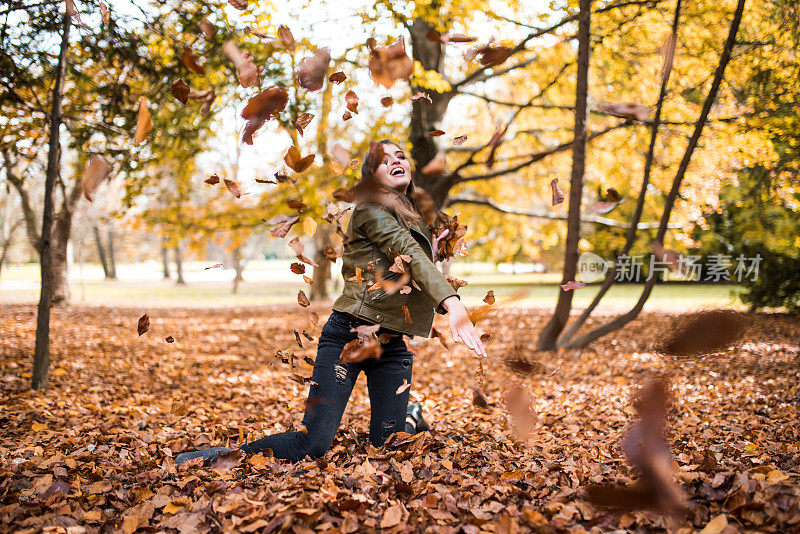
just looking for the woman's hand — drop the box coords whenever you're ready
[441,295,487,357]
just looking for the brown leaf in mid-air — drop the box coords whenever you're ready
[486,121,503,169]
[472,387,488,408]
[411,91,432,103]
[561,281,585,291]
[205,263,223,270]
[340,338,383,364]
[223,179,242,198]
[222,41,260,88]
[453,134,468,145]
[345,90,359,113]
[296,48,331,91]
[402,305,412,324]
[296,253,319,268]
[294,329,303,348]
[181,46,205,75]
[550,178,564,205]
[264,215,300,238]
[165,336,175,343]
[241,86,288,145]
[293,113,314,135]
[480,333,490,343]
[328,71,346,84]
[309,312,319,325]
[133,96,152,146]
[657,310,749,357]
[99,2,110,24]
[502,385,536,440]
[200,18,217,40]
[368,37,414,89]
[342,110,352,121]
[286,198,307,212]
[351,324,380,338]
[483,290,495,305]
[347,267,363,287]
[297,291,310,307]
[290,262,305,275]
[323,244,341,262]
[277,25,295,51]
[284,146,315,173]
[427,130,445,136]
[445,275,468,291]
[227,0,247,10]
[171,79,190,104]
[380,96,393,107]
[137,314,150,337]
[288,237,303,255]
[598,101,651,121]
[420,152,445,176]
[204,174,220,185]
[81,155,113,202]
[426,30,478,44]
[396,380,411,395]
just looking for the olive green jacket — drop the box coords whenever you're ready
[332,203,460,338]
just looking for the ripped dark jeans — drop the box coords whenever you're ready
[238,309,416,461]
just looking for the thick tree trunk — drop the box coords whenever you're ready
[536,0,592,351]
[173,245,185,285]
[560,0,746,349]
[161,237,171,279]
[94,225,110,278]
[106,225,117,279]
[51,218,72,305]
[310,223,336,300]
[33,10,70,390]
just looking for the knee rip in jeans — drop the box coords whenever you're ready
[334,364,347,383]
[382,420,396,438]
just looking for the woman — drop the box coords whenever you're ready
[176,140,486,467]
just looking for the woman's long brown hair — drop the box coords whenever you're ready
[351,139,425,230]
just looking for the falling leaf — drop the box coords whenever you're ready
[598,101,652,121]
[480,333,490,343]
[561,281,585,291]
[550,178,565,206]
[380,96,393,107]
[411,91,432,103]
[453,134,468,145]
[205,263,223,270]
[428,129,445,136]
[210,449,244,472]
[340,338,383,364]
[277,25,295,51]
[284,146,315,173]
[227,0,247,10]
[293,113,314,136]
[328,71,346,84]
[137,314,149,337]
[187,88,216,115]
[171,79,190,104]
[222,41,260,88]
[486,121,503,169]
[347,267,363,287]
[483,290,495,305]
[297,291,310,307]
[264,215,300,238]
[204,174,220,185]
[133,96,152,146]
[99,2,110,24]
[502,385,536,440]
[288,237,304,255]
[309,312,319,325]
[351,324,380,338]
[224,179,242,198]
[345,90,359,113]
[294,329,303,348]
[426,30,478,44]
[472,387,488,408]
[181,46,205,76]
[286,198,307,212]
[342,110,352,121]
[658,310,749,357]
[241,86,289,145]
[445,275,468,291]
[296,48,331,91]
[421,152,445,175]
[303,275,313,284]
[81,155,113,202]
[302,217,317,236]
[290,263,306,275]
[368,37,414,89]
[165,336,175,343]
[402,305,412,323]
[200,18,217,40]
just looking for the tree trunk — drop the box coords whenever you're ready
[106,224,117,279]
[161,237,171,279]
[311,223,336,300]
[173,244,185,285]
[33,9,70,390]
[557,0,683,347]
[536,0,592,351]
[560,0,747,349]
[51,216,72,305]
[94,225,110,278]
[232,246,244,294]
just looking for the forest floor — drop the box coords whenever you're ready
[1,303,798,533]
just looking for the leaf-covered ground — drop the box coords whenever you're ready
[1,303,798,533]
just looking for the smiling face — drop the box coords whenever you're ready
[373,143,411,191]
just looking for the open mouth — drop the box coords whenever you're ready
[390,168,406,176]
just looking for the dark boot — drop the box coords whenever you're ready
[175,446,232,467]
[404,402,430,434]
